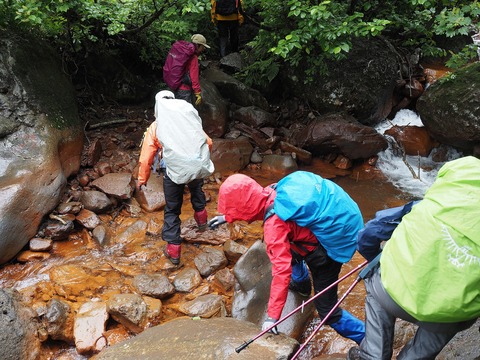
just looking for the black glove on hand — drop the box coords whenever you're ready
[208,215,226,229]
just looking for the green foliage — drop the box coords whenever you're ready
[240,0,479,86]
[1,0,211,69]
[1,0,479,88]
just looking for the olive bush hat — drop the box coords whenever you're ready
[191,34,210,48]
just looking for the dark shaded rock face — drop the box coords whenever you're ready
[0,30,84,264]
[417,62,480,151]
[280,38,400,124]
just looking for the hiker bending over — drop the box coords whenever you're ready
[209,171,365,344]
[137,90,214,265]
[163,34,210,106]
[347,156,480,360]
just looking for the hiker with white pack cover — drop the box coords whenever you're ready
[209,171,366,343]
[137,90,214,265]
[347,155,480,360]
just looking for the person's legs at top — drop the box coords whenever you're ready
[217,21,229,57]
[162,173,185,264]
[228,20,240,53]
[188,178,208,231]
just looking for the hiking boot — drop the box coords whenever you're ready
[194,209,208,231]
[288,278,312,297]
[163,243,181,265]
[346,346,362,360]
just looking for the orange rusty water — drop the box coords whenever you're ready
[0,160,411,359]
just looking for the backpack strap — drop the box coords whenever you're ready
[263,184,277,223]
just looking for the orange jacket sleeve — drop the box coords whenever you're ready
[205,132,213,151]
[138,122,162,185]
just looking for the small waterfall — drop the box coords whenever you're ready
[374,109,463,198]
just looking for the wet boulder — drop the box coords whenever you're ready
[384,125,437,157]
[91,173,134,200]
[294,113,388,159]
[416,62,480,151]
[133,274,176,299]
[194,247,228,277]
[74,301,108,354]
[134,173,166,212]
[94,317,299,359]
[80,190,113,213]
[232,240,314,339]
[0,289,41,360]
[44,298,74,343]
[178,294,227,318]
[280,37,402,124]
[181,217,231,245]
[211,137,253,173]
[202,67,269,110]
[232,106,276,128]
[261,154,298,174]
[0,30,84,264]
[198,79,229,138]
[173,267,203,293]
[106,294,147,334]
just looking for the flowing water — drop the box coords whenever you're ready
[375,109,462,198]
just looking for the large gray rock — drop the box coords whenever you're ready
[211,136,253,173]
[294,113,388,159]
[95,317,299,360]
[0,289,41,360]
[0,30,83,264]
[416,62,480,151]
[202,68,269,110]
[280,38,401,124]
[199,78,229,138]
[232,240,315,340]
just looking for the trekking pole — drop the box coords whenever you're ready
[235,259,368,353]
[289,255,381,360]
[290,275,362,360]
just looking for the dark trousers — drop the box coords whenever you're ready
[162,173,206,244]
[174,89,193,104]
[217,20,239,57]
[304,244,343,324]
[360,266,476,360]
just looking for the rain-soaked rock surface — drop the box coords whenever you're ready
[417,62,480,152]
[0,30,84,264]
[93,317,299,360]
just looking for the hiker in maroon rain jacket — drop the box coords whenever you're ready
[176,34,210,106]
[209,173,365,343]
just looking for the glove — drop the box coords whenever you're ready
[136,181,146,191]
[208,215,226,229]
[195,93,202,106]
[262,317,279,335]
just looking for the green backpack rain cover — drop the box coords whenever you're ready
[381,156,480,322]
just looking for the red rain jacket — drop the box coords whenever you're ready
[218,174,318,319]
[178,54,201,94]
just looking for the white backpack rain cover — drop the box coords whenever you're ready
[154,93,214,184]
